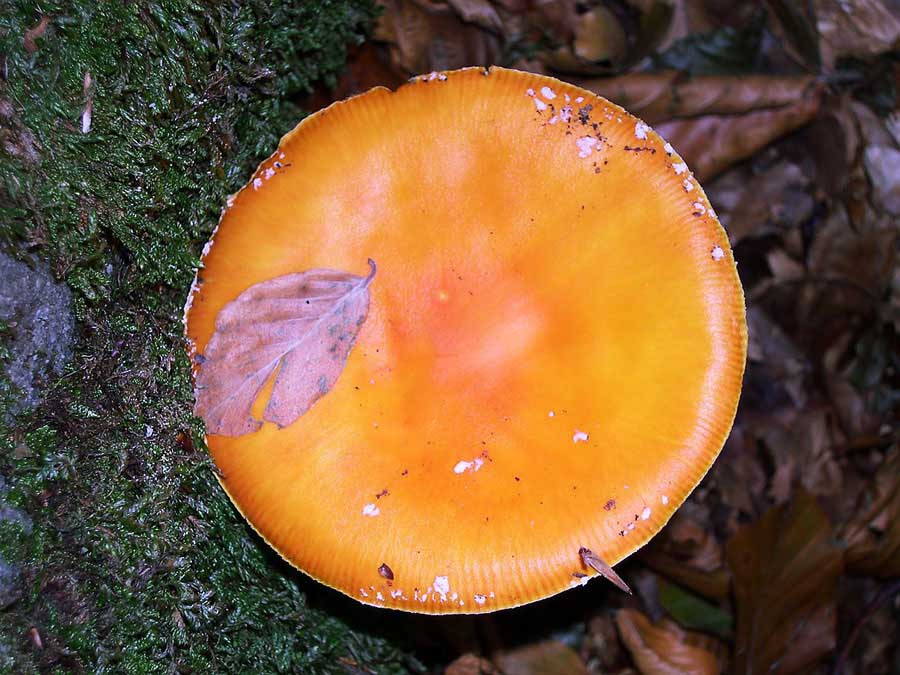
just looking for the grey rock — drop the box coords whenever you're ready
[0,253,75,415]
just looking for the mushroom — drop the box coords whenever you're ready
[184,67,746,614]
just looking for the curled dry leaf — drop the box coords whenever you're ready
[579,73,817,125]
[726,488,843,675]
[194,260,376,436]
[615,608,721,675]
[654,89,822,181]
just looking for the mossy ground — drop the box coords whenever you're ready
[0,2,422,672]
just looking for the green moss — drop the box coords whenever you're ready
[0,1,417,672]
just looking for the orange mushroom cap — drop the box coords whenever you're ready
[184,67,746,614]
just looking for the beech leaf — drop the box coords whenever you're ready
[194,259,376,437]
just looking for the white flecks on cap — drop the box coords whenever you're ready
[534,98,548,112]
[661,495,670,505]
[683,179,694,192]
[526,88,535,97]
[634,121,650,140]
[433,576,450,599]
[664,142,675,155]
[575,96,584,103]
[576,136,598,158]
[474,594,486,605]
[453,455,485,474]
[573,430,589,443]
[376,592,384,601]
[692,202,707,215]
[564,93,571,103]
[548,411,555,417]
[559,106,572,122]
[711,245,725,261]
[362,503,380,517]
[540,86,556,100]
[626,522,636,531]
[252,177,263,190]
[359,588,368,597]
[226,195,236,208]
[264,167,275,180]
[673,162,688,175]
[548,115,559,125]
[453,460,473,474]
[641,507,652,520]
[390,589,403,599]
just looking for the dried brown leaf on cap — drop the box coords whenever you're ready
[727,488,843,675]
[194,260,376,436]
[615,608,722,675]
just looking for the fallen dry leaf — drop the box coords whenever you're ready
[814,0,900,70]
[842,446,900,578]
[746,304,810,410]
[727,488,843,675]
[375,0,502,75]
[615,608,721,675]
[572,6,627,66]
[445,653,500,675]
[654,89,822,181]
[194,260,376,436]
[494,640,587,675]
[446,0,504,33]
[579,73,817,125]
[706,158,813,244]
